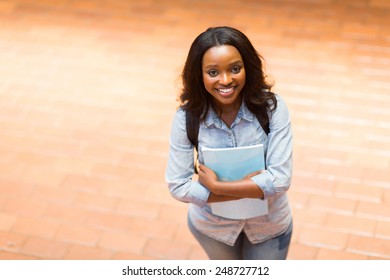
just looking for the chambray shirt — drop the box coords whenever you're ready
[165,95,293,246]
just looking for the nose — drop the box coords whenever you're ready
[220,72,233,85]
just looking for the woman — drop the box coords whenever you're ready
[165,26,293,260]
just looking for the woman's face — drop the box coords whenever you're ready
[202,45,246,110]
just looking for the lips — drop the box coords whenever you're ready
[216,87,235,97]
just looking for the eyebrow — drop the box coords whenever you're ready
[204,60,243,70]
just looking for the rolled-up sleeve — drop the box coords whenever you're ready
[165,109,210,207]
[251,97,293,199]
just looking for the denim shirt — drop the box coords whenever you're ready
[165,95,293,246]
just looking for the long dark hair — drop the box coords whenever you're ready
[180,26,277,128]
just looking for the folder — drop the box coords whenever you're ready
[202,144,268,219]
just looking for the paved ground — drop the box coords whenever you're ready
[0,0,389,260]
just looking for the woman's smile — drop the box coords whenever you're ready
[216,86,236,97]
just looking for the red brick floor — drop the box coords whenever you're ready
[0,0,389,260]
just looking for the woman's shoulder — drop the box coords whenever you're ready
[171,106,191,132]
[173,106,186,120]
[274,94,289,111]
[269,94,290,125]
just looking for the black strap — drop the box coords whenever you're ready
[186,110,200,152]
[259,115,270,135]
[186,111,199,173]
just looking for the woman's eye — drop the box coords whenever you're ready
[232,66,241,73]
[208,70,218,77]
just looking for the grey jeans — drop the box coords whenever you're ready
[188,218,293,260]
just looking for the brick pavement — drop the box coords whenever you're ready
[0,0,389,260]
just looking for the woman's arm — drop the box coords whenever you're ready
[166,109,211,207]
[207,193,240,202]
[250,96,293,199]
[199,164,265,200]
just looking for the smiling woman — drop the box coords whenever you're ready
[165,26,293,260]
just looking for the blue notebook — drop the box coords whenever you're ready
[202,144,268,219]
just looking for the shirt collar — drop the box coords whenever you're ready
[204,101,254,128]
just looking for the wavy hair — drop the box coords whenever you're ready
[180,26,277,128]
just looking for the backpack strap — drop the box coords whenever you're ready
[185,110,199,152]
[185,110,200,173]
[255,113,270,135]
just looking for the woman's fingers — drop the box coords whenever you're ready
[244,170,263,179]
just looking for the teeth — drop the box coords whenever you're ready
[218,88,233,93]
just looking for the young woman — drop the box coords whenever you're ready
[165,26,293,260]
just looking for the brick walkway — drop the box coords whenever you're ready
[0,0,389,260]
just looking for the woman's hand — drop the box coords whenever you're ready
[244,170,263,179]
[198,164,219,192]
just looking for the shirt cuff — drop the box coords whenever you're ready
[190,181,211,207]
[250,170,275,199]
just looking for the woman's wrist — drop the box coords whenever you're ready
[210,180,223,195]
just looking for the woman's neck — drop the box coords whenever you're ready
[219,102,241,128]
